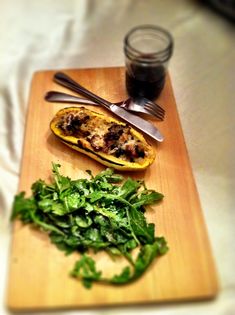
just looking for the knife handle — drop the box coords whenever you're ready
[53,72,111,110]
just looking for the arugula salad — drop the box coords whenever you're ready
[11,163,168,288]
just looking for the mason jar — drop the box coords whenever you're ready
[124,25,174,100]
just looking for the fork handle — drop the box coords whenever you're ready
[54,72,111,110]
[45,91,98,105]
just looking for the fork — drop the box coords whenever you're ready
[45,91,165,120]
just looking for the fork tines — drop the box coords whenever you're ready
[144,100,165,120]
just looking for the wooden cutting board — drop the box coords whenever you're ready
[6,67,219,311]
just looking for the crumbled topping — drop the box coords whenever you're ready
[57,110,146,162]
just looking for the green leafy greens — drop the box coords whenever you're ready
[11,163,168,288]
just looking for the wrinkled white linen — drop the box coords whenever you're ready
[0,0,235,314]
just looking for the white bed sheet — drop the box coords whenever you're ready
[1,0,235,314]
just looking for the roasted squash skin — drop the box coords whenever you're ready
[50,107,156,171]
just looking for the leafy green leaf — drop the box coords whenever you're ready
[133,190,164,208]
[110,266,131,284]
[38,199,53,212]
[94,168,123,183]
[11,192,36,222]
[70,254,102,288]
[51,202,66,216]
[75,215,92,228]
[109,237,169,285]
[52,163,71,193]
[132,237,168,280]
[118,178,140,199]
[128,206,155,244]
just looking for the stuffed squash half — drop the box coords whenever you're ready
[50,107,156,171]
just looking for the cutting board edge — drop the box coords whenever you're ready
[165,74,220,291]
[34,65,125,76]
[6,286,220,312]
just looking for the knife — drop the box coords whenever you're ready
[53,72,164,142]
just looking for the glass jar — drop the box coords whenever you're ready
[124,25,174,100]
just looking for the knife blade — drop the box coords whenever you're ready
[53,72,164,142]
[110,104,164,142]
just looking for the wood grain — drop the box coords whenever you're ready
[6,67,219,310]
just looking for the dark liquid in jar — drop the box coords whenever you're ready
[126,64,166,100]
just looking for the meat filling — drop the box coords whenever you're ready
[57,110,146,162]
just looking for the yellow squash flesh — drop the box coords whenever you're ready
[50,107,156,171]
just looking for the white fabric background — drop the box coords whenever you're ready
[0,0,235,314]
